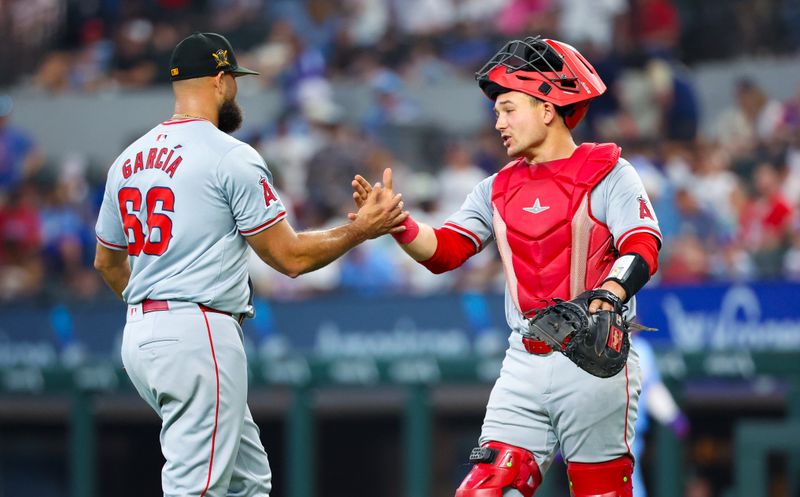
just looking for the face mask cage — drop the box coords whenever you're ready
[475,36,581,94]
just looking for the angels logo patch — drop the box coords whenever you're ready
[637,195,654,220]
[259,176,277,207]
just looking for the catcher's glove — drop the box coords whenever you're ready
[524,290,646,378]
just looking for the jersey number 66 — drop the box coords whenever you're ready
[118,187,175,256]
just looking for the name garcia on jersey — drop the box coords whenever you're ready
[122,146,183,179]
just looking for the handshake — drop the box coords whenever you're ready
[346,167,410,240]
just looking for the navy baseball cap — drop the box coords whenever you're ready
[169,32,259,81]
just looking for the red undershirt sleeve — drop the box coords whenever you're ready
[618,232,660,275]
[418,227,479,274]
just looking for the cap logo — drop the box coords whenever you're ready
[171,68,179,76]
[212,49,230,68]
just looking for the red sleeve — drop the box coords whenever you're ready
[618,232,660,275]
[419,227,478,274]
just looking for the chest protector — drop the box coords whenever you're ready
[491,143,620,317]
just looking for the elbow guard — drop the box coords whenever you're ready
[603,253,651,303]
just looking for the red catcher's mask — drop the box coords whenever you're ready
[476,36,606,129]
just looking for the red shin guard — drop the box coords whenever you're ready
[566,455,634,497]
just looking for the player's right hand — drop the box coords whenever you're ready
[351,168,409,239]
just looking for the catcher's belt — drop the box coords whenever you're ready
[521,336,554,355]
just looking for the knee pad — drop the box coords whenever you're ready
[455,441,542,497]
[566,455,634,497]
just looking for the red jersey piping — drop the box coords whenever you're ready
[240,211,287,236]
[616,226,662,250]
[96,235,127,251]
[161,118,208,126]
[443,222,482,249]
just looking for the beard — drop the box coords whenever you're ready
[218,97,243,134]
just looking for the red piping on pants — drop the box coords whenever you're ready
[623,363,631,454]
[199,310,221,497]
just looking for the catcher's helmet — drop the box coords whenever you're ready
[476,36,606,129]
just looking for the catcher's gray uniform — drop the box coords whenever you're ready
[446,158,660,477]
[96,117,283,496]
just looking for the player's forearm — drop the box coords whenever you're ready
[397,222,437,261]
[288,224,369,277]
[94,244,130,300]
[600,232,660,303]
[97,265,130,299]
[395,220,478,274]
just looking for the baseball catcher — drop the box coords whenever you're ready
[350,35,663,497]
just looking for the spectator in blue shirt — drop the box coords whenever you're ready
[0,96,43,199]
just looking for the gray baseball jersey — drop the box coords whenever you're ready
[443,157,659,473]
[95,118,286,313]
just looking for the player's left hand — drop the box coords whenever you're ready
[525,289,631,378]
[588,281,627,313]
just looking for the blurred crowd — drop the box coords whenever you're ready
[1,0,800,301]
[4,0,799,91]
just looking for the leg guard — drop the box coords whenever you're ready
[566,455,634,497]
[455,441,542,497]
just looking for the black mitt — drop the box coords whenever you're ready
[524,290,633,378]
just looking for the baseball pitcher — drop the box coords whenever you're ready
[94,32,407,497]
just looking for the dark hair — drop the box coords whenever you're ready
[527,94,574,125]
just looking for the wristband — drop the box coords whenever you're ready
[603,253,651,303]
[392,216,420,245]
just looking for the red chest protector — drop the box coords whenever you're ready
[491,143,620,317]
